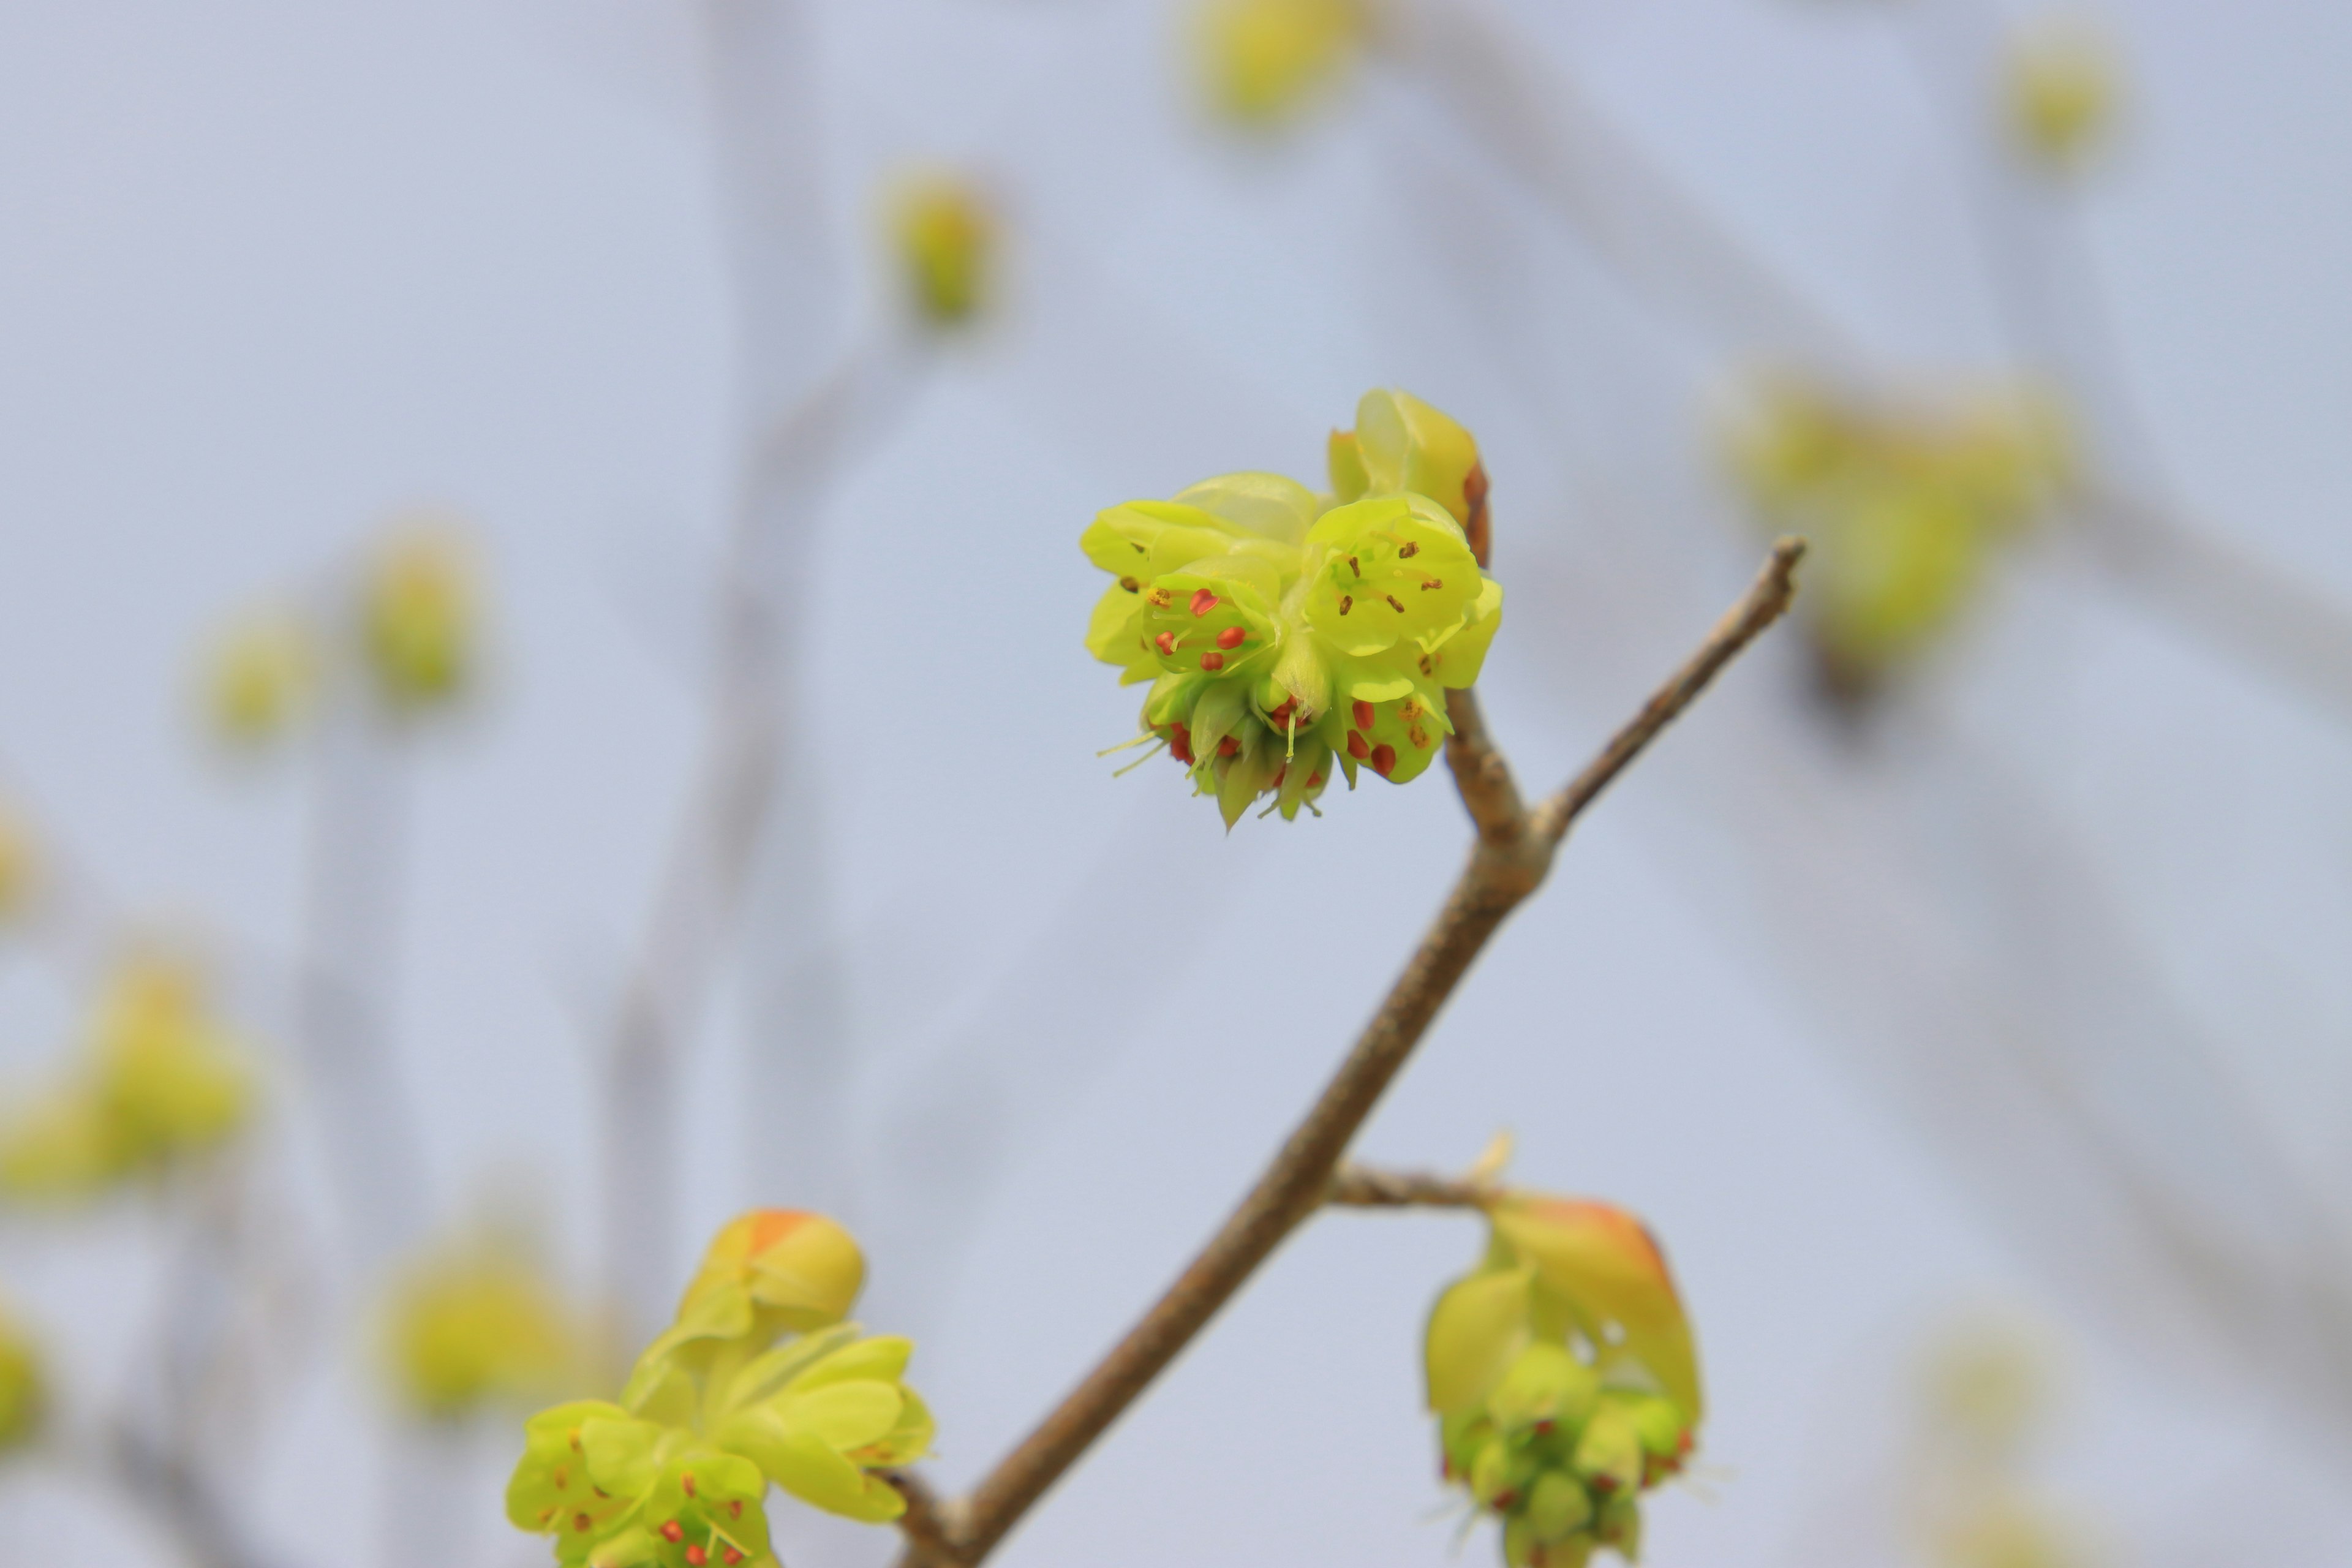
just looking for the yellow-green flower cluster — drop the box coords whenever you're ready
[1084,389,1503,826]
[1729,376,2068,699]
[0,1292,42,1453]
[363,524,479,713]
[0,956,255,1202]
[508,1212,931,1568]
[888,174,994,328]
[203,608,321,747]
[387,1232,586,1422]
[1425,1196,1703,1568]
[2003,20,2117,172]
[1195,0,1368,126]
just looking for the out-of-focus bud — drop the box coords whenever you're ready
[888,173,995,329]
[0,954,255,1203]
[386,1234,582,1422]
[2003,19,2116,172]
[0,1294,43,1453]
[1196,0,1367,127]
[0,799,38,925]
[1084,392,1503,825]
[1728,375,2070,703]
[203,608,320,748]
[1921,1314,2057,1461]
[1329,388,1491,562]
[361,522,478,713]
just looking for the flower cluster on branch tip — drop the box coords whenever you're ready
[1084,388,1503,826]
[0,954,255,1202]
[508,1211,930,1568]
[1425,1194,1703,1568]
[386,1228,588,1424]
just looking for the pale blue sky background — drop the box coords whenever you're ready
[2,2,2351,1565]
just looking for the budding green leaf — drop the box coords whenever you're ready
[1084,391,1504,824]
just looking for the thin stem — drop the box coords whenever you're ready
[1325,1163,1496,1210]
[901,540,1804,1566]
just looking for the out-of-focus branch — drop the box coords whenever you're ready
[898,541,1803,1567]
[102,1422,288,1568]
[1325,1162,1496,1209]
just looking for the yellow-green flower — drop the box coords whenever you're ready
[0,1293,42,1453]
[0,954,255,1202]
[386,1233,584,1422]
[1425,1194,1701,1568]
[361,523,478,712]
[203,607,320,747]
[1084,391,1504,826]
[2004,19,2116,171]
[1728,376,2068,699]
[0,799,36,926]
[1195,0,1368,127]
[888,173,994,328]
[509,1213,931,1568]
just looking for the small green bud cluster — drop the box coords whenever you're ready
[1425,1197,1703,1568]
[1084,390,1502,826]
[507,1212,931,1568]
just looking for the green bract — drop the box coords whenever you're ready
[1425,1197,1702,1568]
[1083,392,1504,826]
[507,1213,930,1568]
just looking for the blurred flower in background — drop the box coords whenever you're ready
[384,1227,588,1423]
[0,1292,42,1453]
[1194,0,1368,126]
[2003,17,2120,173]
[888,172,997,330]
[0,798,37,927]
[202,606,322,750]
[360,521,481,715]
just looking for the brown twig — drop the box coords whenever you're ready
[898,539,1804,1566]
[884,1468,963,1562]
[1325,1163,1497,1209]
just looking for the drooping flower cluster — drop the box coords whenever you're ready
[507,1211,931,1568]
[1425,1196,1703,1568]
[386,1228,587,1423]
[1728,376,2069,702]
[1084,389,1503,826]
[0,954,255,1202]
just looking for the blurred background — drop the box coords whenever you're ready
[2,0,2350,1564]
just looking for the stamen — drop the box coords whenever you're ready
[1306,771,1324,788]
[1217,736,1239,758]
[1420,578,1442,590]
[1214,625,1245,649]
[1371,744,1397,775]
[725,1552,745,1566]
[1349,554,1361,577]
[1338,595,1353,615]
[1409,725,1430,749]
[1096,731,1159,758]
[1398,541,1420,558]
[1346,731,1370,760]
[686,1548,707,1567]
[1199,652,1224,671]
[1110,740,1169,777]
[662,1521,685,1544]
[728,1502,742,1521]
[574,1514,592,1534]
[1118,576,1140,592]
[681,1474,696,1498]
[1351,699,1374,730]
[1189,588,1220,617]
[1419,654,1436,675]
[1154,631,1178,655]
[1385,594,1406,613]
[552,1467,569,1490]
[1147,587,1173,608]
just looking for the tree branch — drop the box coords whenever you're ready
[1325,1162,1496,1209]
[902,539,1804,1566]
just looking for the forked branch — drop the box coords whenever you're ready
[897,538,1804,1566]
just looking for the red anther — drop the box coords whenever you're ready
[1491,1490,1517,1511]
[1215,625,1245,650]
[728,1501,742,1521]
[1266,698,1295,725]
[1199,652,1224,672]
[1345,731,1370,761]
[1270,766,1286,787]
[1154,631,1178,656]
[1351,699,1374,730]
[1189,589,1219,617]
[1169,725,1195,764]
[574,1514,592,1534]
[685,1548,707,1567]
[1590,1475,1619,1494]
[1306,771,1324,787]
[662,1521,684,1544]
[1371,744,1397,775]
[1217,736,1239,758]
[552,1466,570,1491]
[1532,1420,1555,1437]
[724,1552,745,1567]
[1441,1455,1456,1480]
[680,1474,696,1498]
[1677,1432,1694,1455]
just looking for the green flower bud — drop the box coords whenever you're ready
[1488,1342,1601,1438]
[1329,388,1491,560]
[1523,1470,1596,1546]
[361,522,479,714]
[1570,1401,1642,1497]
[887,172,995,328]
[203,608,320,748]
[1084,396,1504,824]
